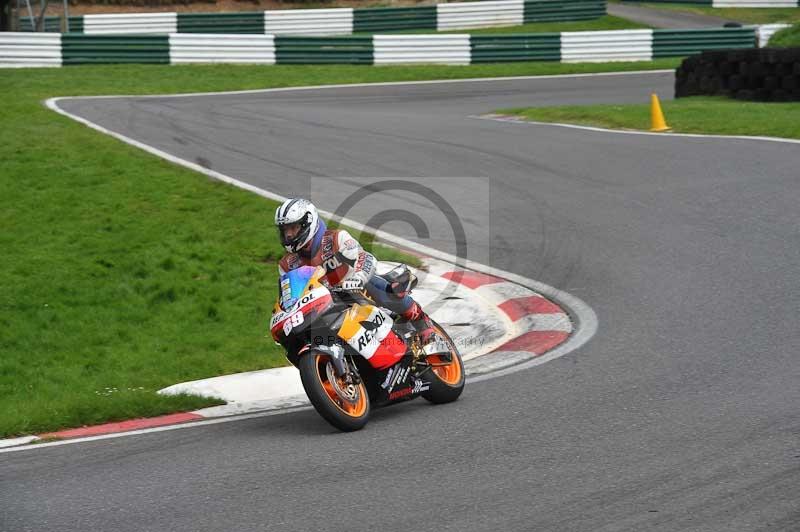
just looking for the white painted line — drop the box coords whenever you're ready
[471,115,800,146]
[0,436,40,448]
[0,405,312,454]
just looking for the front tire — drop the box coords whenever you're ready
[298,352,370,432]
[421,321,465,404]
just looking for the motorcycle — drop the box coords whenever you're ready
[270,264,465,432]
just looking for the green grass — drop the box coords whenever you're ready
[614,2,800,24]
[499,96,800,139]
[0,60,682,438]
[768,23,800,47]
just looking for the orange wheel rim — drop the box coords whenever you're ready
[315,354,367,417]
[427,326,463,385]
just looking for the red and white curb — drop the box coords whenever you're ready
[1,256,575,449]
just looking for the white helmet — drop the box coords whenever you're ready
[275,198,320,253]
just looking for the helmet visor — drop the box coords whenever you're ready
[277,215,311,251]
[279,222,303,243]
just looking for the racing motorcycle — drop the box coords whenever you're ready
[270,264,465,432]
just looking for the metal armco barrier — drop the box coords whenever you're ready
[169,34,276,64]
[437,0,524,30]
[374,34,471,64]
[623,0,799,5]
[274,36,373,64]
[19,16,62,32]
[0,33,61,67]
[524,0,606,22]
[61,0,606,36]
[1,27,761,67]
[81,13,177,35]
[561,29,652,62]
[265,9,353,36]
[471,33,561,62]
[61,35,170,64]
[712,0,797,6]
[621,0,712,4]
[652,28,757,58]
[177,13,265,34]
[68,17,84,34]
[353,6,437,33]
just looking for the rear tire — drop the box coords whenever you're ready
[298,352,370,432]
[421,321,465,404]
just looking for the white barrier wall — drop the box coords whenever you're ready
[374,34,471,64]
[437,0,524,30]
[0,33,61,67]
[561,29,653,62]
[757,23,792,47]
[83,13,178,34]
[169,34,276,64]
[713,0,796,6]
[264,8,354,36]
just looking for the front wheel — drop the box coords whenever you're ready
[298,352,370,432]
[421,321,465,404]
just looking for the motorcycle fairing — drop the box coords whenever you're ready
[271,266,333,342]
[375,357,432,404]
[337,303,406,370]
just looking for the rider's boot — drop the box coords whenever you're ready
[401,301,436,344]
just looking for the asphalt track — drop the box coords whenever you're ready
[3,71,799,531]
[606,3,736,29]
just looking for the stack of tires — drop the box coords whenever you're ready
[676,48,800,102]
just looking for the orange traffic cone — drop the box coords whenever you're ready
[650,93,671,132]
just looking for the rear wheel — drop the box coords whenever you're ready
[298,352,370,432]
[421,321,465,404]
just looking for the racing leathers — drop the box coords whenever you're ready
[277,224,429,328]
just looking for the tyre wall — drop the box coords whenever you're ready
[676,47,800,101]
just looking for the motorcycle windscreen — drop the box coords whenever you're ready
[280,265,317,311]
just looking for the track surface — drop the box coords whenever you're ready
[607,3,736,28]
[3,72,799,531]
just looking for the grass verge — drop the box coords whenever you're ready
[0,60,679,438]
[499,96,800,139]
[768,23,800,47]
[617,2,800,24]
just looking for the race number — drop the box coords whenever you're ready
[283,311,304,335]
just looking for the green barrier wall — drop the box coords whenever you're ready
[58,0,607,35]
[275,36,374,64]
[61,34,170,65]
[177,13,265,34]
[471,33,561,62]
[19,16,61,32]
[621,0,712,4]
[353,6,437,33]
[22,27,763,67]
[524,0,606,23]
[653,28,757,58]
[67,16,84,33]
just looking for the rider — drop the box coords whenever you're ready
[275,198,435,342]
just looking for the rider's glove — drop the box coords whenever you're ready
[340,278,364,292]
